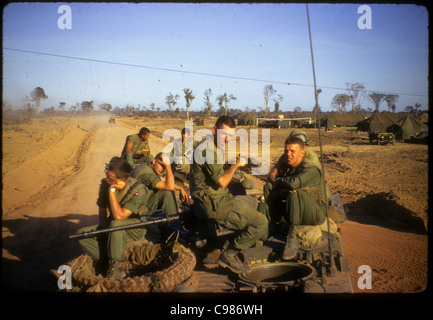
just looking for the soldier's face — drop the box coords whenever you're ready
[284,143,305,168]
[105,171,126,189]
[152,160,165,175]
[214,124,235,149]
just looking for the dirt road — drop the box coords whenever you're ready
[2,117,168,291]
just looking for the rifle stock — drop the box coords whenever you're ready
[68,213,180,240]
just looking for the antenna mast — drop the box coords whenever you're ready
[305,3,336,276]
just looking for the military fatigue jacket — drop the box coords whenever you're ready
[275,156,326,206]
[127,134,149,154]
[130,163,162,195]
[189,136,234,220]
[96,176,148,219]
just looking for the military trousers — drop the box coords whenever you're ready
[125,152,154,165]
[146,190,178,216]
[262,189,326,227]
[77,218,147,262]
[216,195,268,251]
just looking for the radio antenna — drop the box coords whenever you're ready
[305,3,336,276]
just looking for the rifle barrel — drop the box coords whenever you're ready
[68,214,179,240]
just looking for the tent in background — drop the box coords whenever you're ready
[387,114,429,141]
[356,113,404,133]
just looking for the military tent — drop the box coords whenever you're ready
[386,115,429,141]
[417,112,429,125]
[356,113,404,133]
[324,113,367,127]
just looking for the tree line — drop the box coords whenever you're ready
[5,84,426,119]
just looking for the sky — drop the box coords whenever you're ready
[2,2,429,113]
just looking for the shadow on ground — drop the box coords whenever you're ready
[2,213,97,291]
[344,192,427,234]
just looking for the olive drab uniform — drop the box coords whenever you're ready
[77,177,149,262]
[170,137,198,177]
[122,134,154,165]
[264,155,327,227]
[189,137,268,251]
[131,163,178,216]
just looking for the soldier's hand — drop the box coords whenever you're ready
[236,155,248,167]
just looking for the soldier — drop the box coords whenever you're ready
[171,127,198,179]
[131,152,188,216]
[264,136,327,260]
[122,127,154,165]
[76,157,149,279]
[263,129,321,201]
[189,116,268,273]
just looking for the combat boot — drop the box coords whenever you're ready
[218,249,250,274]
[106,260,126,280]
[282,225,298,260]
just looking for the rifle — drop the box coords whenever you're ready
[68,212,180,240]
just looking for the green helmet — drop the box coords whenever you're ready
[289,129,309,145]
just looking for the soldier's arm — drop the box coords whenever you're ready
[108,189,133,221]
[154,155,175,191]
[277,166,321,190]
[267,166,278,183]
[217,157,243,189]
[125,139,134,154]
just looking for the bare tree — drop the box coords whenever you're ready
[367,93,386,113]
[98,103,112,112]
[204,88,213,116]
[31,87,48,115]
[273,94,283,113]
[183,88,195,121]
[81,101,94,113]
[383,94,399,112]
[59,102,66,112]
[165,92,179,112]
[346,82,365,112]
[331,94,350,113]
[414,103,421,116]
[216,93,236,115]
[263,85,276,115]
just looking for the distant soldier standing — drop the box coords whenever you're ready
[122,127,154,165]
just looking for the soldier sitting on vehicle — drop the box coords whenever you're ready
[121,127,154,165]
[76,157,149,279]
[170,127,198,179]
[131,152,188,216]
[189,115,268,273]
[263,129,323,202]
[261,136,327,261]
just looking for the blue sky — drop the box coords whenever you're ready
[2,2,429,113]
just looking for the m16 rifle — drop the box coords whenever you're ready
[68,210,180,240]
